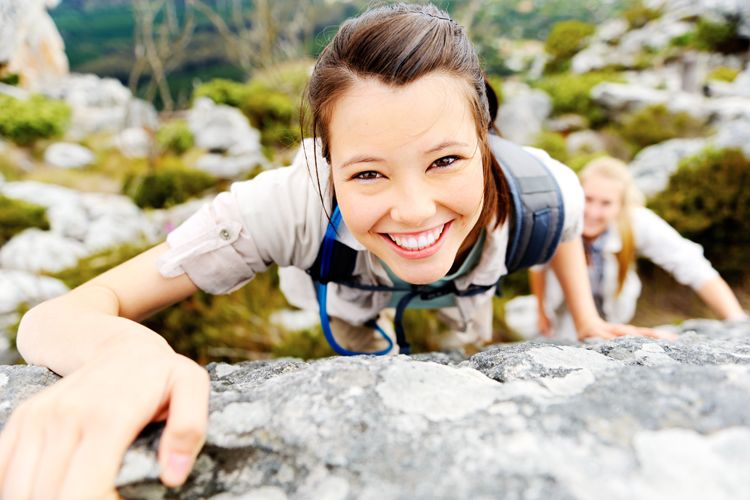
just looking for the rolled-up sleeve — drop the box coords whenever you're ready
[633,207,719,289]
[157,140,330,294]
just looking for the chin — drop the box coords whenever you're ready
[385,259,452,285]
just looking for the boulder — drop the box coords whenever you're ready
[0,0,68,91]
[0,269,68,316]
[2,320,749,499]
[0,228,89,273]
[495,81,552,145]
[43,142,95,169]
[115,127,153,159]
[629,137,707,197]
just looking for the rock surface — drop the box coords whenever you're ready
[2,320,749,499]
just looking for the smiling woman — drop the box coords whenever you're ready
[1,3,679,497]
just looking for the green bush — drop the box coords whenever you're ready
[533,131,568,164]
[0,195,49,245]
[156,120,194,155]
[544,20,595,62]
[694,17,743,53]
[707,66,740,82]
[535,71,624,127]
[0,72,20,86]
[0,95,71,146]
[193,78,249,108]
[194,77,300,148]
[649,148,750,281]
[618,104,706,152]
[622,1,662,29]
[122,159,216,209]
[486,75,505,107]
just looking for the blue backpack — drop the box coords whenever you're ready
[307,135,565,355]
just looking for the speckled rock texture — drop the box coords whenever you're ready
[2,319,749,500]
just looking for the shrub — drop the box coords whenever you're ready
[156,120,194,155]
[622,1,662,29]
[0,195,49,245]
[0,72,20,86]
[122,158,216,209]
[532,131,568,164]
[0,95,71,146]
[535,71,624,127]
[544,20,595,63]
[707,66,740,82]
[648,148,750,281]
[193,77,300,148]
[486,75,505,108]
[193,78,249,108]
[694,17,744,53]
[618,104,706,152]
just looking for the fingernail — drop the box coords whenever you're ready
[164,452,193,485]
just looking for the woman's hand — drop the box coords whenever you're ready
[577,317,677,341]
[0,336,210,499]
[537,311,553,337]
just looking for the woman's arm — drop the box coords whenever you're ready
[696,276,747,320]
[549,238,675,340]
[1,243,210,497]
[528,268,552,336]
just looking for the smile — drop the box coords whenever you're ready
[383,222,450,252]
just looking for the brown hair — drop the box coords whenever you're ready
[303,3,509,230]
[579,157,645,295]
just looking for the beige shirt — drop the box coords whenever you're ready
[541,206,720,340]
[158,139,584,341]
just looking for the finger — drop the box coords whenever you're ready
[2,413,43,500]
[59,431,126,500]
[638,327,678,341]
[0,405,24,487]
[31,414,82,500]
[158,361,210,487]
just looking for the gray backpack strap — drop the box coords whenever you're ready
[489,134,566,274]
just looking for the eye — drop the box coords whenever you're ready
[430,155,459,169]
[352,170,383,181]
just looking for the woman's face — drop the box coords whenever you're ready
[581,174,623,239]
[327,72,484,284]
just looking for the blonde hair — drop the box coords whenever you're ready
[579,157,644,295]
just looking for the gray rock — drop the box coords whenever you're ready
[3,320,749,499]
[0,269,68,315]
[628,137,707,197]
[0,228,89,273]
[115,127,153,159]
[565,130,607,156]
[43,142,95,169]
[496,81,552,145]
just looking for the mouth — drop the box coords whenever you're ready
[380,221,452,258]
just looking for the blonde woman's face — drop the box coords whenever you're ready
[582,175,623,239]
[327,73,484,284]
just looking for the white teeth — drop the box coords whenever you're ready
[388,224,445,251]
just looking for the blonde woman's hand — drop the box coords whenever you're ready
[0,336,210,499]
[537,311,553,337]
[578,318,678,341]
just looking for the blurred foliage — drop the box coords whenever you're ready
[193,62,309,149]
[486,75,505,107]
[0,95,71,146]
[622,0,662,29]
[0,195,50,245]
[143,265,332,363]
[0,154,25,181]
[544,20,595,66]
[122,157,216,209]
[706,66,740,82]
[0,72,20,86]
[533,131,568,164]
[649,148,750,282]
[50,242,152,289]
[618,104,707,153]
[566,151,608,172]
[535,71,624,127]
[694,17,746,53]
[156,120,194,156]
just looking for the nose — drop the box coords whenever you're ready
[389,179,437,227]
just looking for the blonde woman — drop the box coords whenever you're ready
[530,156,746,340]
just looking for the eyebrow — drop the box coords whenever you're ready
[337,140,471,169]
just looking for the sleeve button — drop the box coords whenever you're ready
[219,228,231,240]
